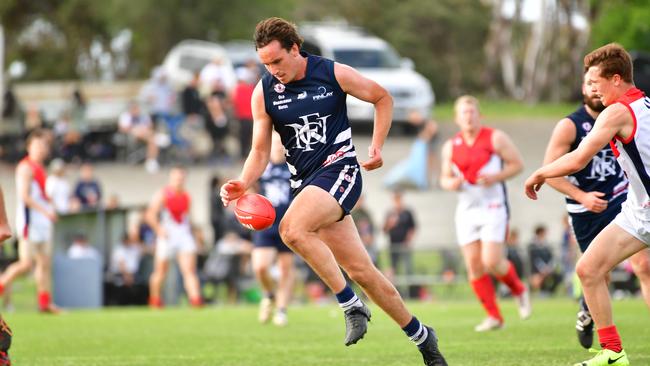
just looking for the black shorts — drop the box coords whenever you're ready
[299,161,363,217]
[253,229,292,253]
[570,203,622,253]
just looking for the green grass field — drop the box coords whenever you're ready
[6,298,650,366]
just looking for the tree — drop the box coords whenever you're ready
[296,0,491,101]
[589,0,650,51]
[482,0,591,102]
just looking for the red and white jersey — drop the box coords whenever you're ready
[161,187,192,231]
[15,157,52,241]
[451,127,509,211]
[610,87,650,221]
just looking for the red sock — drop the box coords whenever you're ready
[0,283,4,297]
[190,297,203,308]
[598,325,623,352]
[496,261,525,296]
[38,291,51,311]
[149,297,163,308]
[471,274,502,322]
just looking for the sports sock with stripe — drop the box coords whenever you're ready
[402,316,428,346]
[336,285,362,311]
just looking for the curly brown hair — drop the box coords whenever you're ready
[584,43,633,83]
[254,17,303,51]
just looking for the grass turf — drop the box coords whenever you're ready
[6,297,650,365]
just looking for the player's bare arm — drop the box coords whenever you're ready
[477,129,523,186]
[525,103,632,199]
[16,162,56,222]
[221,82,273,206]
[0,186,11,243]
[543,118,607,213]
[439,140,463,191]
[334,62,392,171]
[145,189,165,238]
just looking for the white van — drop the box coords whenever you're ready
[161,39,236,90]
[299,22,435,124]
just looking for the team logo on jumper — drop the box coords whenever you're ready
[274,83,285,93]
[313,86,334,101]
[586,150,621,182]
[297,91,307,99]
[582,122,592,131]
[287,113,331,151]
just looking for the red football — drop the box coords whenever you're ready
[235,193,276,230]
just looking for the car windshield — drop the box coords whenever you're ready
[179,54,211,72]
[333,48,401,69]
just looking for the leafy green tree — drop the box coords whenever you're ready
[589,0,650,51]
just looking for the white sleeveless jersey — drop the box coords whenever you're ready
[15,158,52,241]
[611,87,650,221]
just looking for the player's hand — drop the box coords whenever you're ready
[46,210,58,223]
[220,180,246,207]
[577,191,608,213]
[442,176,463,191]
[156,226,167,239]
[0,224,11,243]
[361,146,383,171]
[524,172,545,200]
[476,174,497,187]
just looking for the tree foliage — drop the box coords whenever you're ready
[2,0,649,101]
[589,0,650,51]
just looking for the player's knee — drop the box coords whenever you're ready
[632,255,650,279]
[279,223,303,249]
[253,263,269,276]
[483,258,500,274]
[17,259,33,273]
[575,258,598,284]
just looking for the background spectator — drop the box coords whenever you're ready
[506,228,525,280]
[67,234,100,260]
[231,67,255,159]
[527,225,562,296]
[140,68,183,149]
[46,158,72,214]
[209,175,226,247]
[106,230,147,305]
[351,195,378,266]
[200,57,231,160]
[118,102,160,172]
[74,163,103,209]
[383,190,416,286]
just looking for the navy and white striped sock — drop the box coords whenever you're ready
[402,317,429,346]
[336,285,363,311]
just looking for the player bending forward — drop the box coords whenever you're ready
[221,17,447,365]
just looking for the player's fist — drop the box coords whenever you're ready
[361,146,383,171]
[577,191,608,213]
[220,180,246,207]
[524,172,545,200]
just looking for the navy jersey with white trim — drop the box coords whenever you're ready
[259,162,292,230]
[262,52,358,193]
[565,105,628,214]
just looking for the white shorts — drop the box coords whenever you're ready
[17,215,52,244]
[455,204,508,246]
[155,231,197,260]
[614,203,650,245]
